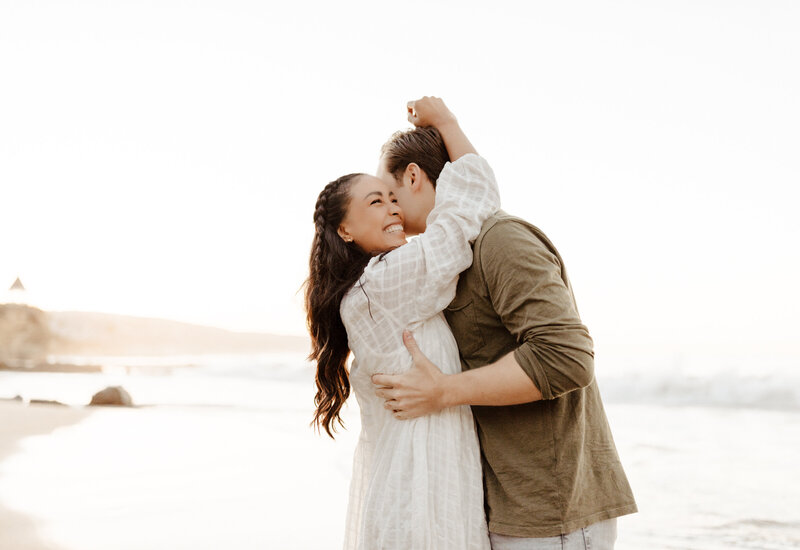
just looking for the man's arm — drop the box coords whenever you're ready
[373,220,594,419]
[480,220,594,401]
[373,331,541,420]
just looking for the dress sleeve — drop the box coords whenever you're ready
[357,153,500,328]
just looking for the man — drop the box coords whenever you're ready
[372,98,637,549]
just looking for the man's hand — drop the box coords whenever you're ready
[372,330,448,420]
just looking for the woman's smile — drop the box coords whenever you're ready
[384,223,404,234]
[338,175,407,254]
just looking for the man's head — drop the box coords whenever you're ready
[376,127,450,236]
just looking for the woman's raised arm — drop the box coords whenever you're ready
[350,97,500,328]
[407,96,477,161]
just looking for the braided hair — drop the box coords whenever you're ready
[305,173,371,438]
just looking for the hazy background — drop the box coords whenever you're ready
[2,3,800,549]
[2,0,798,366]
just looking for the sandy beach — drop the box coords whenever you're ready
[2,357,800,549]
[0,401,92,550]
[0,374,358,550]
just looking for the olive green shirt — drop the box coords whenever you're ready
[444,211,637,537]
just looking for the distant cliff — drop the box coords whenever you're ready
[0,305,309,358]
[0,304,52,362]
[47,311,309,356]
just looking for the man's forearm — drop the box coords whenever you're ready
[441,351,543,408]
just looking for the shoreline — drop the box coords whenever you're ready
[0,362,103,374]
[0,401,93,550]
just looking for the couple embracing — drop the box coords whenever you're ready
[305,97,637,550]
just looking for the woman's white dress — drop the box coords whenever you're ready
[339,154,500,550]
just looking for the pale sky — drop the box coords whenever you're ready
[1,1,798,361]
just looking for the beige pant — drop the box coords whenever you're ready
[489,518,617,550]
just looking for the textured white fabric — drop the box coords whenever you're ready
[340,154,500,550]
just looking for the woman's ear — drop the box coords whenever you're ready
[337,226,354,243]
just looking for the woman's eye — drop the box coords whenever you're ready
[371,199,382,205]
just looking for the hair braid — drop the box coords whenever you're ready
[304,173,370,438]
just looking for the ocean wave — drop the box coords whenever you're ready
[12,351,799,412]
[597,369,800,411]
[192,353,800,411]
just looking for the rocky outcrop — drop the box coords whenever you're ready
[47,310,309,356]
[2,304,310,359]
[0,304,52,363]
[29,399,68,406]
[0,395,23,402]
[89,386,133,406]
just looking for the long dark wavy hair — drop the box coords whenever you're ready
[305,173,371,438]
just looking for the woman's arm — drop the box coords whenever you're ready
[359,156,499,325]
[353,98,499,328]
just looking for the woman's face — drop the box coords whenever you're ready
[338,176,406,254]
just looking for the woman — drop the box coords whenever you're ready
[305,98,500,550]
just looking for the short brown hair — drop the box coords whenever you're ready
[380,127,450,188]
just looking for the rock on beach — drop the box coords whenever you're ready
[89,386,133,406]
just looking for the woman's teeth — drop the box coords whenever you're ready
[384,224,403,234]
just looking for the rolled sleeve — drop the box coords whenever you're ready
[479,220,595,400]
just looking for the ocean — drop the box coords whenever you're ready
[1,352,798,549]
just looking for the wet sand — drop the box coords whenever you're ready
[0,401,93,550]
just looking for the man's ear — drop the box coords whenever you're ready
[403,163,423,192]
[337,225,354,243]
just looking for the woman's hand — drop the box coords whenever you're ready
[406,96,476,160]
[407,96,457,129]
